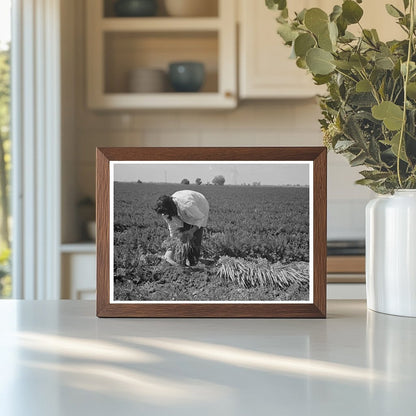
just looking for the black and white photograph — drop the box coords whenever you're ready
[110,161,312,303]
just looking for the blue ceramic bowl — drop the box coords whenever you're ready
[114,0,157,17]
[168,62,205,93]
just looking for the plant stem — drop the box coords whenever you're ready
[397,0,415,188]
[390,79,398,102]
[334,68,358,84]
[359,69,381,104]
[393,85,404,104]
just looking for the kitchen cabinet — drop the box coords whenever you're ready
[61,245,96,300]
[86,0,404,107]
[238,0,404,99]
[238,0,325,99]
[86,0,237,109]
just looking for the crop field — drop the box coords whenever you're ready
[113,182,310,301]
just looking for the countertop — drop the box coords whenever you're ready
[0,300,415,415]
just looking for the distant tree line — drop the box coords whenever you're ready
[178,175,226,186]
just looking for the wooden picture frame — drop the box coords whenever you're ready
[96,147,327,318]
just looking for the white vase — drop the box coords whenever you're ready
[366,190,416,317]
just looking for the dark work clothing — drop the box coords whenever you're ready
[183,223,204,266]
[189,227,203,266]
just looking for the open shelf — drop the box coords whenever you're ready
[103,0,219,18]
[102,17,220,32]
[91,92,234,109]
[104,31,218,94]
[87,0,236,109]
[61,242,96,254]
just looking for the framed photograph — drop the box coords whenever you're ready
[96,147,327,318]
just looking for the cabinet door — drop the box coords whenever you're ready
[239,0,326,99]
[239,0,403,99]
[62,253,96,300]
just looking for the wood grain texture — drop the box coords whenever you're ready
[96,147,327,318]
[313,148,327,318]
[327,274,365,283]
[327,255,365,283]
[96,148,110,317]
[327,256,365,274]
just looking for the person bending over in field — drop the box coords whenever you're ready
[154,190,209,266]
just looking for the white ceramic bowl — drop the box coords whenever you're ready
[164,0,217,17]
[128,68,167,93]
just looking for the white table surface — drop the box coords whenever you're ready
[0,300,415,416]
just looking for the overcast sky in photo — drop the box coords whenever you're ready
[113,162,310,186]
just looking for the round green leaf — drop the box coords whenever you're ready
[313,74,332,85]
[296,57,308,69]
[330,5,342,22]
[296,8,307,23]
[294,33,316,57]
[336,15,348,36]
[342,0,363,24]
[401,61,416,76]
[304,8,329,35]
[306,48,335,75]
[318,22,338,52]
[350,54,368,70]
[318,30,332,52]
[328,21,338,43]
[371,29,380,42]
[356,79,372,92]
[375,55,395,70]
[266,0,287,11]
[371,101,404,131]
[385,4,403,18]
[407,82,416,99]
[277,23,298,43]
[333,60,352,70]
[385,132,408,162]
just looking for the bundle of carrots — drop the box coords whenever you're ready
[216,256,309,288]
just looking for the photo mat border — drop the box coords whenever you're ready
[96,147,327,318]
[109,160,314,305]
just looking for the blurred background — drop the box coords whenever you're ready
[1,0,404,300]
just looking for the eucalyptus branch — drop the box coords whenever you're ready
[397,0,415,188]
[359,69,381,104]
[267,0,416,192]
[337,45,350,53]
[334,68,358,84]
[358,22,378,49]
[390,79,398,102]
[398,23,410,35]
[393,85,404,103]
[355,37,363,54]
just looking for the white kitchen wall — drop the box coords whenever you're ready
[64,0,374,243]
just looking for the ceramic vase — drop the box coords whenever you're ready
[366,190,416,317]
[168,62,205,92]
